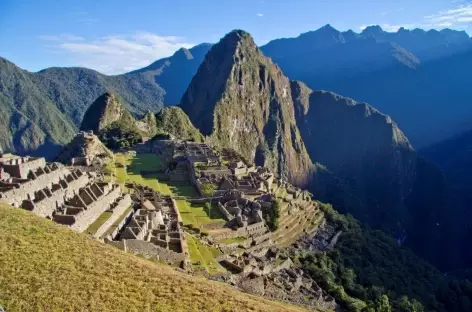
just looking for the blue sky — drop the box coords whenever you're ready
[1,0,471,74]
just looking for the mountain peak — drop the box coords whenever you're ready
[222,29,256,46]
[316,24,341,35]
[173,47,194,60]
[362,25,384,35]
[80,92,130,133]
[180,30,314,185]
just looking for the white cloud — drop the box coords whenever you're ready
[257,13,264,17]
[39,31,194,75]
[425,3,472,26]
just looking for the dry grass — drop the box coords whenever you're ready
[0,204,316,312]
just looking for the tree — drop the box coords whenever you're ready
[201,183,216,198]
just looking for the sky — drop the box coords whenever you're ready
[1,0,472,75]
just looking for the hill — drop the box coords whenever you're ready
[0,203,312,312]
[155,106,204,142]
[80,92,144,149]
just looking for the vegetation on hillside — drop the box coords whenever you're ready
[155,106,204,142]
[0,203,314,312]
[296,202,472,312]
[0,58,77,157]
[0,57,167,155]
[265,198,281,231]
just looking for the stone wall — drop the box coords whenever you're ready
[70,186,122,233]
[2,157,46,178]
[1,167,70,207]
[217,202,233,221]
[94,194,132,238]
[109,209,135,240]
[30,173,90,218]
[123,239,186,263]
[246,221,266,236]
[252,231,272,245]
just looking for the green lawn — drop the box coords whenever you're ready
[187,235,224,274]
[86,211,113,235]
[168,184,199,197]
[109,153,173,195]
[218,236,248,245]
[176,200,225,227]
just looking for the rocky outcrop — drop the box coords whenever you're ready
[291,81,417,230]
[180,30,313,186]
[55,131,113,165]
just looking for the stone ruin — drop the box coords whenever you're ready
[0,153,129,233]
[195,166,274,197]
[107,185,189,265]
[220,247,292,276]
[213,245,337,311]
[53,182,131,233]
[175,141,220,164]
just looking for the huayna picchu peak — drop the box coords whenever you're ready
[180,30,314,186]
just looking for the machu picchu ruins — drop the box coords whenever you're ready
[0,137,335,310]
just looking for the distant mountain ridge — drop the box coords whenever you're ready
[260,24,472,147]
[3,24,472,155]
[130,43,212,105]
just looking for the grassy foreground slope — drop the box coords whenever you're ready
[0,204,313,312]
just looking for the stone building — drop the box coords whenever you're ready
[109,185,189,264]
[0,155,46,179]
[0,157,92,218]
[53,182,130,233]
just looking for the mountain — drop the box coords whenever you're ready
[80,92,144,149]
[261,24,419,81]
[419,130,472,267]
[326,47,472,146]
[361,25,471,61]
[0,203,309,312]
[131,43,212,105]
[0,57,77,157]
[0,57,165,156]
[261,25,472,147]
[0,43,212,156]
[291,82,416,230]
[178,30,468,270]
[289,80,467,270]
[180,30,314,186]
